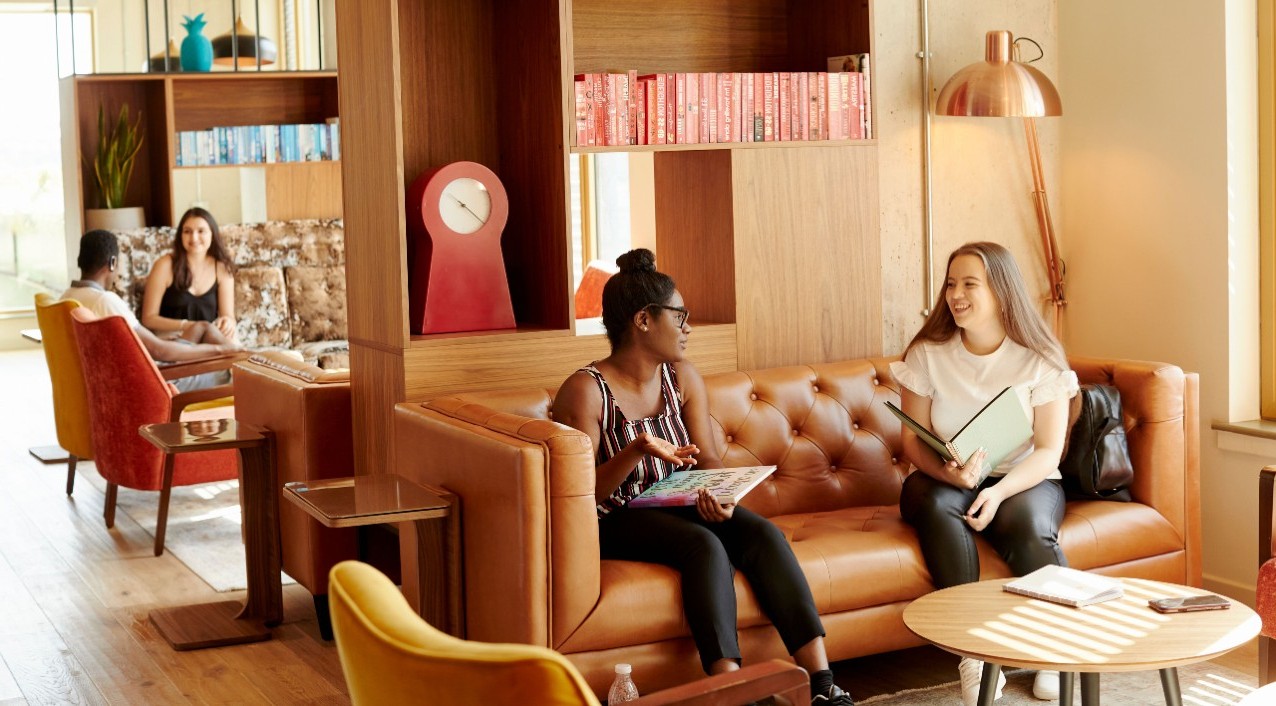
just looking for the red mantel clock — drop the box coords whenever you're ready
[406,161,516,334]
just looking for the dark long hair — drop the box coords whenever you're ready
[906,241,1067,370]
[172,207,234,290]
[601,248,676,349]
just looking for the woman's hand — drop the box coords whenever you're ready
[946,447,987,489]
[212,315,236,339]
[695,488,735,523]
[964,486,1005,531]
[629,433,698,467]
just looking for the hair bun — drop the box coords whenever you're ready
[616,248,657,274]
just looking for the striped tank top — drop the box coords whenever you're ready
[583,363,692,517]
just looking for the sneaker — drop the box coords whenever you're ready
[1032,670,1060,700]
[958,657,1005,706]
[811,684,855,705]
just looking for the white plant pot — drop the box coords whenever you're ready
[84,206,146,231]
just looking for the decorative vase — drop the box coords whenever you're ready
[84,206,146,231]
[180,14,213,72]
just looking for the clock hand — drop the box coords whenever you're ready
[446,192,485,224]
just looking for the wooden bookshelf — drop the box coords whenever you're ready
[61,71,341,229]
[336,0,882,475]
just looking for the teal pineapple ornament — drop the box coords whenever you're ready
[180,14,213,72]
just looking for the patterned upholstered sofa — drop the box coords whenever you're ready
[108,219,348,368]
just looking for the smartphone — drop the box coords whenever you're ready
[1148,594,1231,613]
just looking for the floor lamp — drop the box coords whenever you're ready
[931,29,1066,335]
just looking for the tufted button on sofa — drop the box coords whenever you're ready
[393,355,1200,697]
[108,219,348,368]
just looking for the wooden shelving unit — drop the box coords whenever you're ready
[61,71,341,229]
[336,0,882,474]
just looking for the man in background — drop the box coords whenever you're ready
[61,229,241,392]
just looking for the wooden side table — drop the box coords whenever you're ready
[139,419,283,650]
[283,474,463,637]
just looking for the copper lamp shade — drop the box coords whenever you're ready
[212,16,277,68]
[935,30,1061,118]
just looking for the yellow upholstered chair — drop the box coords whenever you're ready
[329,561,809,706]
[34,293,94,495]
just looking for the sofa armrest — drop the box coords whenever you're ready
[394,399,599,651]
[1070,356,1200,584]
[1262,467,1276,567]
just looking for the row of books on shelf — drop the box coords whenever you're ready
[572,54,872,148]
[174,121,341,167]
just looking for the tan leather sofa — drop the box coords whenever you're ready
[393,355,1200,696]
[233,351,358,638]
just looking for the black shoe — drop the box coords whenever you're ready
[811,684,855,706]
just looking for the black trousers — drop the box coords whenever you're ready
[899,472,1067,588]
[599,505,825,673]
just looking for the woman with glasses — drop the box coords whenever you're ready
[552,248,854,706]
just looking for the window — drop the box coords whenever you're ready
[1261,0,1276,418]
[0,6,91,310]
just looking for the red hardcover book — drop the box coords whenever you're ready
[675,73,687,144]
[702,73,715,143]
[719,73,733,143]
[592,74,606,146]
[790,71,802,141]
[847,72,864,140]
[636,78,648,145]
[686,72,700,144]
[839,72,853,140]
[826,72,842,140]
[738,74,750,142]
[816,73,826,141]
[752,73,764,142]
[666,73,677,143]
[628,70,639,145]
[779,72,791,141]
[798,72,810,141]
[762,72,774,142]
[639,73,668,145]
[573,76,590,147]
[615,73,632,146]
[602,73,617,146]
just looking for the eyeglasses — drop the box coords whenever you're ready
[648,304,690,328]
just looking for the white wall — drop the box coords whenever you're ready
[1058,0,1261,600]
[876,0,1060,354]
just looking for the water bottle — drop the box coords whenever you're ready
[607,663,639,703]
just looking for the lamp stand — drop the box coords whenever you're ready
[1022,116,1066,337]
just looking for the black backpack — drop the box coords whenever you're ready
[1059,384,1133,501]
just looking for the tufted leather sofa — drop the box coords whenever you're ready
[109,219,348,368]
[392,355,1200,696]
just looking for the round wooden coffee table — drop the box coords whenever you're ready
[903,577,1260,706]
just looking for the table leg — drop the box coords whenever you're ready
[1159,667,1182,706]
[1080,673,1100,705]
[1060,672,1074,706]
[235,434,283,626]
[412,491,463,637]
[978,663,1002,706]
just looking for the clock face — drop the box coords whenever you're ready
[438,177,493,235]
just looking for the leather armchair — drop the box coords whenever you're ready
[395,355,1199,697]
[330,560,810,706]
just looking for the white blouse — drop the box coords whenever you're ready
[889,336,1078,478]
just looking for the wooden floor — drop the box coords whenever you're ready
[0,347,1261,704]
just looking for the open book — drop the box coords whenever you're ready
[885,387,1032,482]
[628,466,776,509]
[1003,564,1124,608]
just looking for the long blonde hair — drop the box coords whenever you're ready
[905,241,1067,370]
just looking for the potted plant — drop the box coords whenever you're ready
[83,103,146,230]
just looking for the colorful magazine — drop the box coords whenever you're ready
[628,465,776,508]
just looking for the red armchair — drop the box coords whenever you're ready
[1259,466,1276,684]
[71,308,240,556]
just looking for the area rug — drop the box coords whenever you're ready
[858,662,1256,705]
[80,465,295,593]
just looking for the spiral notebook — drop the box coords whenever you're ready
[884,387,1032,482]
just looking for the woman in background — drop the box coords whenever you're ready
[141,207,237,342]
[891,241,1078,706]
[552,248,855,706]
